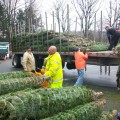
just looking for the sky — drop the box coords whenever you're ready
[18,0,110,19]
[18,0,118,31]
[39,0,111,31]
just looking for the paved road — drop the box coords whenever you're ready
[63,63,117,88]
[0,59,21,72]
[0,59,118,87]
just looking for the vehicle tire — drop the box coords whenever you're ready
[9,55,12,59]
[35,56,44,68]
[12,55,22,68]
[66,61,75,69]
[62,61,65,69]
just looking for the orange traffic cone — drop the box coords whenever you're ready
[4,55,7,61]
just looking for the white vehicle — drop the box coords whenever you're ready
[0,42,9,59]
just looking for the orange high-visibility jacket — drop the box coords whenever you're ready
[74,51,88,69]
[32,70,50,88]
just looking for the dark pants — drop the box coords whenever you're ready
[108,33,120,50]
[116,78,120,88]
[116,65,120,88]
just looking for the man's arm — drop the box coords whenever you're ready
[82,52,88,60]
[45,59,60,77]
[22,53,28,71]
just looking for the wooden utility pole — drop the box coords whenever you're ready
[45,12,49,47]
[94,13,96,42]
[75,17,78,35]
[58,10,61,52]
[67,4,70,51]
[100,11,103,42]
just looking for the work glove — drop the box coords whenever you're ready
[41,74,51,80]
[36,67,40,72]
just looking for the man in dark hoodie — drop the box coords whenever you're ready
[105,26,120,50]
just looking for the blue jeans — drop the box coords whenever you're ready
[74,69,84,86]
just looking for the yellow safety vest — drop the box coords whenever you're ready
[45,52,63,88]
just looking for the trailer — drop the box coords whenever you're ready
[12,50,119,71]
[11,31,120,74]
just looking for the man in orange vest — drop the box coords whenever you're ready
[74,48,88,86]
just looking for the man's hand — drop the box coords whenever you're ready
[42,74,51,80]
[83,49,86,54]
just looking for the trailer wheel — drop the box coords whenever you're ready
[12,55,22,68]
[35,56,44,68]
[66,61,75,69]
[62,61,65,68]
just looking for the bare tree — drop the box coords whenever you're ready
[0,0,42,41]
[105,0,120,28]
[24,0,43,32]
[71,0,101,37]
[53,0,67,32]
[0,0,21,41]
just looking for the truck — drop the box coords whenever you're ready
[11,31,120,74]
[0,42,10,60]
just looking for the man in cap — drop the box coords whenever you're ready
[74,48,88,86]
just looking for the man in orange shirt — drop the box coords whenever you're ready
[74,48,88,86]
